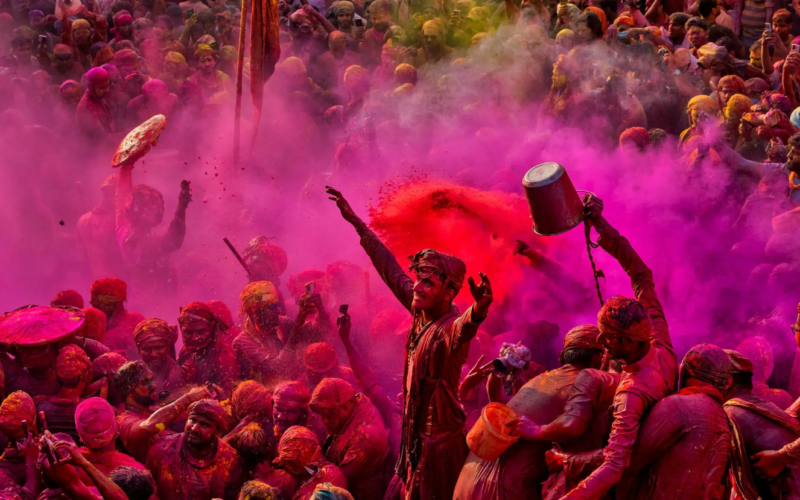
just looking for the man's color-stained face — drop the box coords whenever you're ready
[411,270,452,311]
[687,26,707,48]
[132,371,158,406]
[180,319,213,350]
[138,339,171,369]
[273,403,305,434]
[185,414,218,447]
[198,54,215,74]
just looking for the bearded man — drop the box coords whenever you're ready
[327,186,493,500]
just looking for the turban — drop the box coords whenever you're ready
[239,282,279,314]
[791,107,800,129]
[614,13,635,27]
[687,95,719,120]
[762,91,793,114]
[240,481,282,500]
[735,336,773,382]
[394,63,417,85]
[242,236,289,282]
[72,19,91,31]
[164,51,186,64]
[59,80,84,101]
[288,269,326,298]
[231,381,272,420]
[0,391,36,439]
[114,12,133,23]
[275,425,319,467]
[76,397,117,448]
[344,65,369,91]
[408,249,466,292]
[51,290,84,309]
[188,399,228,432]
[333,1,355,15]
[142,78,169,99]
[54,44,73,56]
[725,94,752,121]
[90,277,126,302]
[422,19,444,37]
[597,296,651,342]
[556,29,575,44]
[85,67,110,88]
[719,74,745,94]
[310,378,355,412]
[206,300,234,328]
[134,318,176,347]
[79,307,107,342]
[562,324,602,352]
[498,342,531,369]
[680,343,731,388]
[179,301,220,328]
[93,352,127,379]
[114,48,138,66]
[93,45,115,67]
[724,349,754,374]
[219,45,236,62]
[55,345,91,380]
[311,484,355,500]
[585,6,607,32]
[619,127,650,150]
[273,381,310,410]
[113,360,151,398]
[279,56,307,77]
[304,343,338,374]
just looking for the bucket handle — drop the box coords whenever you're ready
[576,190,605,307]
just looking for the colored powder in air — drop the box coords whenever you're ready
[369,180,566,306]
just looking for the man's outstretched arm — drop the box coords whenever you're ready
[327,186,414,311]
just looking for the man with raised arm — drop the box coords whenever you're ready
[326,186,493,500]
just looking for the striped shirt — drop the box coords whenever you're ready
[741,0,775,42]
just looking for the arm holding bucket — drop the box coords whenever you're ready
[583,195,672,352]
[327,186,414,312]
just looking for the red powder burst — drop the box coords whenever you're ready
[369,180,564,307]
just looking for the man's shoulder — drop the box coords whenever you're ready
[150,432,182,454]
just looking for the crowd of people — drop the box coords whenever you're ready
[5,0,800,496]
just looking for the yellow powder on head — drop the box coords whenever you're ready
[155,423,166,432]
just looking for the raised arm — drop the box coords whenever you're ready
[115,164,134,243]
[51,440,127,500]
[336,311,398,426]
[159,180,191,254]
[138,386,212,434]
[583,195,672,352]
[327,186,414,311]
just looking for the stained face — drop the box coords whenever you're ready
[185,414,217,446]
[667,19,685,41]
[601,335,630,360]
[310,403,343,434]
[774,18,790,39]
[273,403,305,433]
[718,82,739,107]
[411,272,448,310]
[118,20,133,38]
[132,372,158,405]
[91,296,120,319]
[687,26,706,48]
[138,339,170,368]
[198,54,215,74]
[337,11,353,28]
[180,319,213,350]
[92,80,110,98]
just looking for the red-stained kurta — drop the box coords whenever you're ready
[616,388,731,500]
[77,448,146,486]
[562,222,678,500]
[105,309,145,361]
[322,393,389,500]
[117,407,176,463]
[146,433,244,500]
[357,227,481,500]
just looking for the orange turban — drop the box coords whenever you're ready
[303,343,339,374]
[273,381,310,410]
[585,6,607,34]
[0,391,36,439]
[310,378,355,413]
[55,344,91,380]
[239,281,279,314]
[90,278,127,303]
[597,296,651,342]
[274,425,320,468]
[231,381,273,420]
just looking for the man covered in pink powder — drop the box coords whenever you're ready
[327,186,494,500]
[89,278,144,361]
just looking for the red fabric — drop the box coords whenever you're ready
[304,343,339,374]
[75,397,117,449]
[105,309,146,361]
[90,278,127,301]
[55,345,91,379]
[80,307,107,342]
